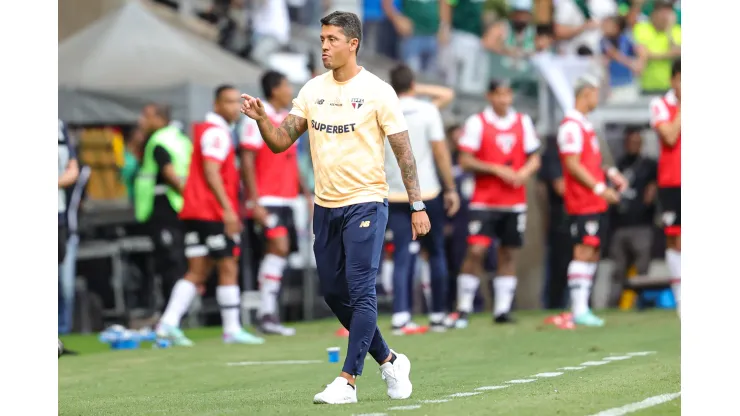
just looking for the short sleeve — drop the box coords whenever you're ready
[289,84,309,120]
[426,104,445,142]
[153,145,172,167]
[377,83,408,136]
[521,114,541,154]
[632,23,649,45]
[647,158,658,182]
[649,98,670,128]
[201,127,231,162]
[557,121,584,155]
[239,118,263,150]
[554,0,576,25]
[458,114,483,153]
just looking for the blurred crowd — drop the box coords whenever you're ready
[167,0,681,101]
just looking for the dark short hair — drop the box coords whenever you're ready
[654,1,674,11]
[671,59,681,79]
[389,64,414,94]
[261,70,287,99]
[488,79,511,93]
[214,84,237,101]
[576,45,594,56]
[320,11,363,55]
[144,102,171,124]
[624,125,642,137]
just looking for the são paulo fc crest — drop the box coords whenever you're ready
[585,220,599,236]
[495,133,516,154]
[351,98,364,109]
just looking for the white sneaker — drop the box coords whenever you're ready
[380,350,412,399]
[313,377,358,404]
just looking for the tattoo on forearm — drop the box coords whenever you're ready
[388,131,421,201]
[257,114,308,152]
[281,115,308,141]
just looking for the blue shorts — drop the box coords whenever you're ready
[313,200,389,299]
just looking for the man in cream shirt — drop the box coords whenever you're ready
[241,11,430,405]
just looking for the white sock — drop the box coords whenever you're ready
[666,249,681,317]
[418,258,432,310]
[160,279,198,328]
[257,254,287,318]
[457,273,480,313]
[381,259,394,294]
[493,275,517,316]
[217,285,242,334]
[567,261,593,316]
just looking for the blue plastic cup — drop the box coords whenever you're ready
[154,339,172,349]
[327,347,340,363]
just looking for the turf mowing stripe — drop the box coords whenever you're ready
[226,360,322,366]
[586,392,681,416]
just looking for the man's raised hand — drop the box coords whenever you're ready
[241,94,267,121]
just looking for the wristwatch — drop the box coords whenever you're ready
[410,201,427,213]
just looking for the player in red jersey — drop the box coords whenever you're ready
[157,85,265,345]
[556,76,628,327]
[649,59,681,318]
[240,71,301,336]
[447,80,541,328]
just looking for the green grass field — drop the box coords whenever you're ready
[59,310,680,416]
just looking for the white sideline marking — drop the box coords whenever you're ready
[449,392,482,397]
[388,405,421,410]
[559,366,586,370]
[626,351,656,356]
[603,356,631,361]
[580,361,609,366]
[587,392,681,416]
[420,399,450,403]
[534,372,564,378]
[506,379,537,384]
[226,360,322,366]
[475,386,509,391]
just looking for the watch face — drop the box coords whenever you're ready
[412,201,425,211]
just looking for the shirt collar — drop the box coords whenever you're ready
[565,108,588,123]
[483,106,515,124]
[205,112,231,129]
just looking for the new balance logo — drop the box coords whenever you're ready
[359,221,371,228]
